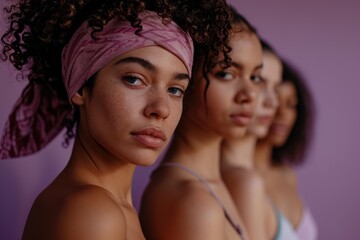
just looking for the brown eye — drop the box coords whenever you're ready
[215,71,235,80]
[251,75,264,84]
[122,75,143,86]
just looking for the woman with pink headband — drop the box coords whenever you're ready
[0,0,233,239]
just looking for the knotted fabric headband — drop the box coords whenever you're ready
[0,10,194,159]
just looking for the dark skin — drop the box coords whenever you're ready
[140,30,263,240]
[22,46,190,240]
[2,1,233,239]
[221,51,283,240]
[255,82,303,228]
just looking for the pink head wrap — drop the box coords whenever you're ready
[0,10,194,159]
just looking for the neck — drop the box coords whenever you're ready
[164,116,223,180]
[221,134,257,170]
[65,134,135,206]
[254,138,273,170]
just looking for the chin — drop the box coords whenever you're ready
[223,128,247,139]
[136,160,158,167]
[251,127,269,139]
[133,157,159,166]
[127,149,163,166]
[270,137,287,147]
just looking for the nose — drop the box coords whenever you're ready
[143,91,171,120]
[264,89,279,109]
[235,79,257,105]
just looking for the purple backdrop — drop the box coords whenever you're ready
[1,1,359,239]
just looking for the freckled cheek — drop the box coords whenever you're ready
[91,89,137,128]
[110,94,146,124]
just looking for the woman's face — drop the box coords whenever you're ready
[248,51,282,138]
[73,46,190,166]
[186,30,263,139]
[267,82,298,146]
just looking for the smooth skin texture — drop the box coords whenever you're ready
[221,50,282,240]
[140,29,263,240]
[22,46,190,240]
[248,51,281,138]
[255,82,303,228]
[266,82,297,146]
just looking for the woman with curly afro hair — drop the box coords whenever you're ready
[139,6,265,240]
[0,0,233,239]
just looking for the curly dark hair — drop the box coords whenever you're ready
[272,59,315,166]
[1,0,232,147]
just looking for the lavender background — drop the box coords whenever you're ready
[1,1,359,239]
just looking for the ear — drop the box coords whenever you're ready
[71,92,86,106]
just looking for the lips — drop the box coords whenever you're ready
[257,115,273,125]
[131,127,166,148]
[230,111,253,126]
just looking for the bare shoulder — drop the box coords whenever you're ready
[222,167,265,196]
[170,181,228,239]
[141,177,227,240]
[55,185,127,240]
[176,180,227,216]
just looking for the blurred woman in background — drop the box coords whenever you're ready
[255,60,318,240]
[221,38,301,239]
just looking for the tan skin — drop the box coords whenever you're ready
[255,82,303,228]
[221,51,282,240]
[22,46,190,240]
[140,29,263,240]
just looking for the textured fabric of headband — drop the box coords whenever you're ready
[0,10,194,159]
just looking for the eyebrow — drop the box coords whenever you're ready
[115,56,190,81]
[254,63,263,71]
[213,60,263,72]
[174,73,191,81]
[231,62,263,71]
[115,57,157,71]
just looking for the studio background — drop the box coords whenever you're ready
[1,1,359,239]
